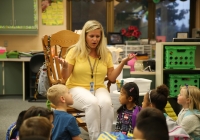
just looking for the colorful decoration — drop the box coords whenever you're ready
[121,25,141,41]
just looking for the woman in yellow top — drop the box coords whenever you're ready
[57,20,135,140]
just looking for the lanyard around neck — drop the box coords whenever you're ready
[87,56,97,79]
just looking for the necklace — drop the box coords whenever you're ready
[87,56,97,79]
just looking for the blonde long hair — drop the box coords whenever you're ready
[181,85,200,110]
[68,20,110,63]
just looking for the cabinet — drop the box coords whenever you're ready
[0,61,22,95]
[0,0,38,35]
[4,62,23,95]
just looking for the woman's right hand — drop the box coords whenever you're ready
[54,56,67,69]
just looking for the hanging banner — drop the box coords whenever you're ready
[41,0,64,25]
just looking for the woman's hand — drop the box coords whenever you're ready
[54,56,70,80]
[122,53,137,64]
[54,56,67,69]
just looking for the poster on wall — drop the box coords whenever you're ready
[41,0,64,25]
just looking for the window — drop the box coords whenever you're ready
[114,0,148,39]
[155,1,190,42]
[67,0,194,41]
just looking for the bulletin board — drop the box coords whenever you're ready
[41,0,64,25]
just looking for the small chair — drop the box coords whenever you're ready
[42,30,114,132]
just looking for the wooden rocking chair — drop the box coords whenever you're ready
[42,30,113,132]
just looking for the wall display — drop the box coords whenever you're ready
[41,0,64,25]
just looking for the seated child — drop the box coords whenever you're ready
[47,84,82,140]
[19,116,52,140]
[23,106,54,126]
[142,84,190,139]
[6,110,26,140]
[176,85,200,139]
[115,82,141,135]
[133,107,169,140]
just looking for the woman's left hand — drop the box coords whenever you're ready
[122,53,137,63]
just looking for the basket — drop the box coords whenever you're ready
[164,46,196,69]
[168,74,200,97]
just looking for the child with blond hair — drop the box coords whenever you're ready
[47,84,82,140]
[176,85,200,139]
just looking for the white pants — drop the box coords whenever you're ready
[69,87,114,140]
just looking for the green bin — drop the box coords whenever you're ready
[168,74,200,97]
[165,46,196,69]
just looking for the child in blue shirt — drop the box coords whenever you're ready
[47,84,82,140]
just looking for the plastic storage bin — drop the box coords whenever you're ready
[123,78,152,93]
[0,52,7,59]
[164,46,196,69]
[168,74,200,97]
